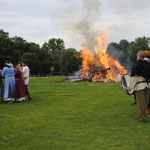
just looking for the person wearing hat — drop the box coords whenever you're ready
[1,61,15,103]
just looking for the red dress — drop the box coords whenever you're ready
[15,70,26,98]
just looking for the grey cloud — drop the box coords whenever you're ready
[103,0,150,15]
[0,0,57,19]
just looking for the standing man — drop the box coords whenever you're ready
[22,60,32,100]
[129,51,150,122]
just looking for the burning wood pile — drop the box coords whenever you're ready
[68,66,110,82]
[69,34,127,82]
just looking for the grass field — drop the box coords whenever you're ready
[0,76,150,150]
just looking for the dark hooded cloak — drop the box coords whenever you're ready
[131,60,150,79]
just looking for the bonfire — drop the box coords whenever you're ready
[80,33,127,82]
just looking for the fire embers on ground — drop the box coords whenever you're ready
[69,33,127,82]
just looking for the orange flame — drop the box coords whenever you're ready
[80,33,127,82]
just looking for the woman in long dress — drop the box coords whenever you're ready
[15,63,26,102]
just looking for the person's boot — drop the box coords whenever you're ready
[131,100,136,104]
[136,117,148,122]
[28,94,32,100]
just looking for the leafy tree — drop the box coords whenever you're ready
[11,36,27,54]
[12,50,22,65]
[22,53,40,75]
[42,38,65,54]
[129,37,150,64]
[50,66,54,74]
[37,49,53,75]
[24,42,40,53]
[59,48,79,75]
[0,32,14,68]
[42,38,65,74]
[0,29,9,38]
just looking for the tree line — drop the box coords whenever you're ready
[0,29,82,75]
[0,29,150,75]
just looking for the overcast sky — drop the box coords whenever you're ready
[0,0,150,50]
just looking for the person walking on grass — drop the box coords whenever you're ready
[22,60,32,100]
[129,51,150,122]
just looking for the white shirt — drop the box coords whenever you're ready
[22,66,30,85]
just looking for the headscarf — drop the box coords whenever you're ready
[5,61,13,67]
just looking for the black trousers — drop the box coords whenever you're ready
[25,85,30,97]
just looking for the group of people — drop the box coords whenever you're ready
[129,50,150,123]
[0,60,32,103]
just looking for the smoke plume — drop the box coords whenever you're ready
[74,0,101,50]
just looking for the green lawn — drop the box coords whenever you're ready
[0,76,150,150]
